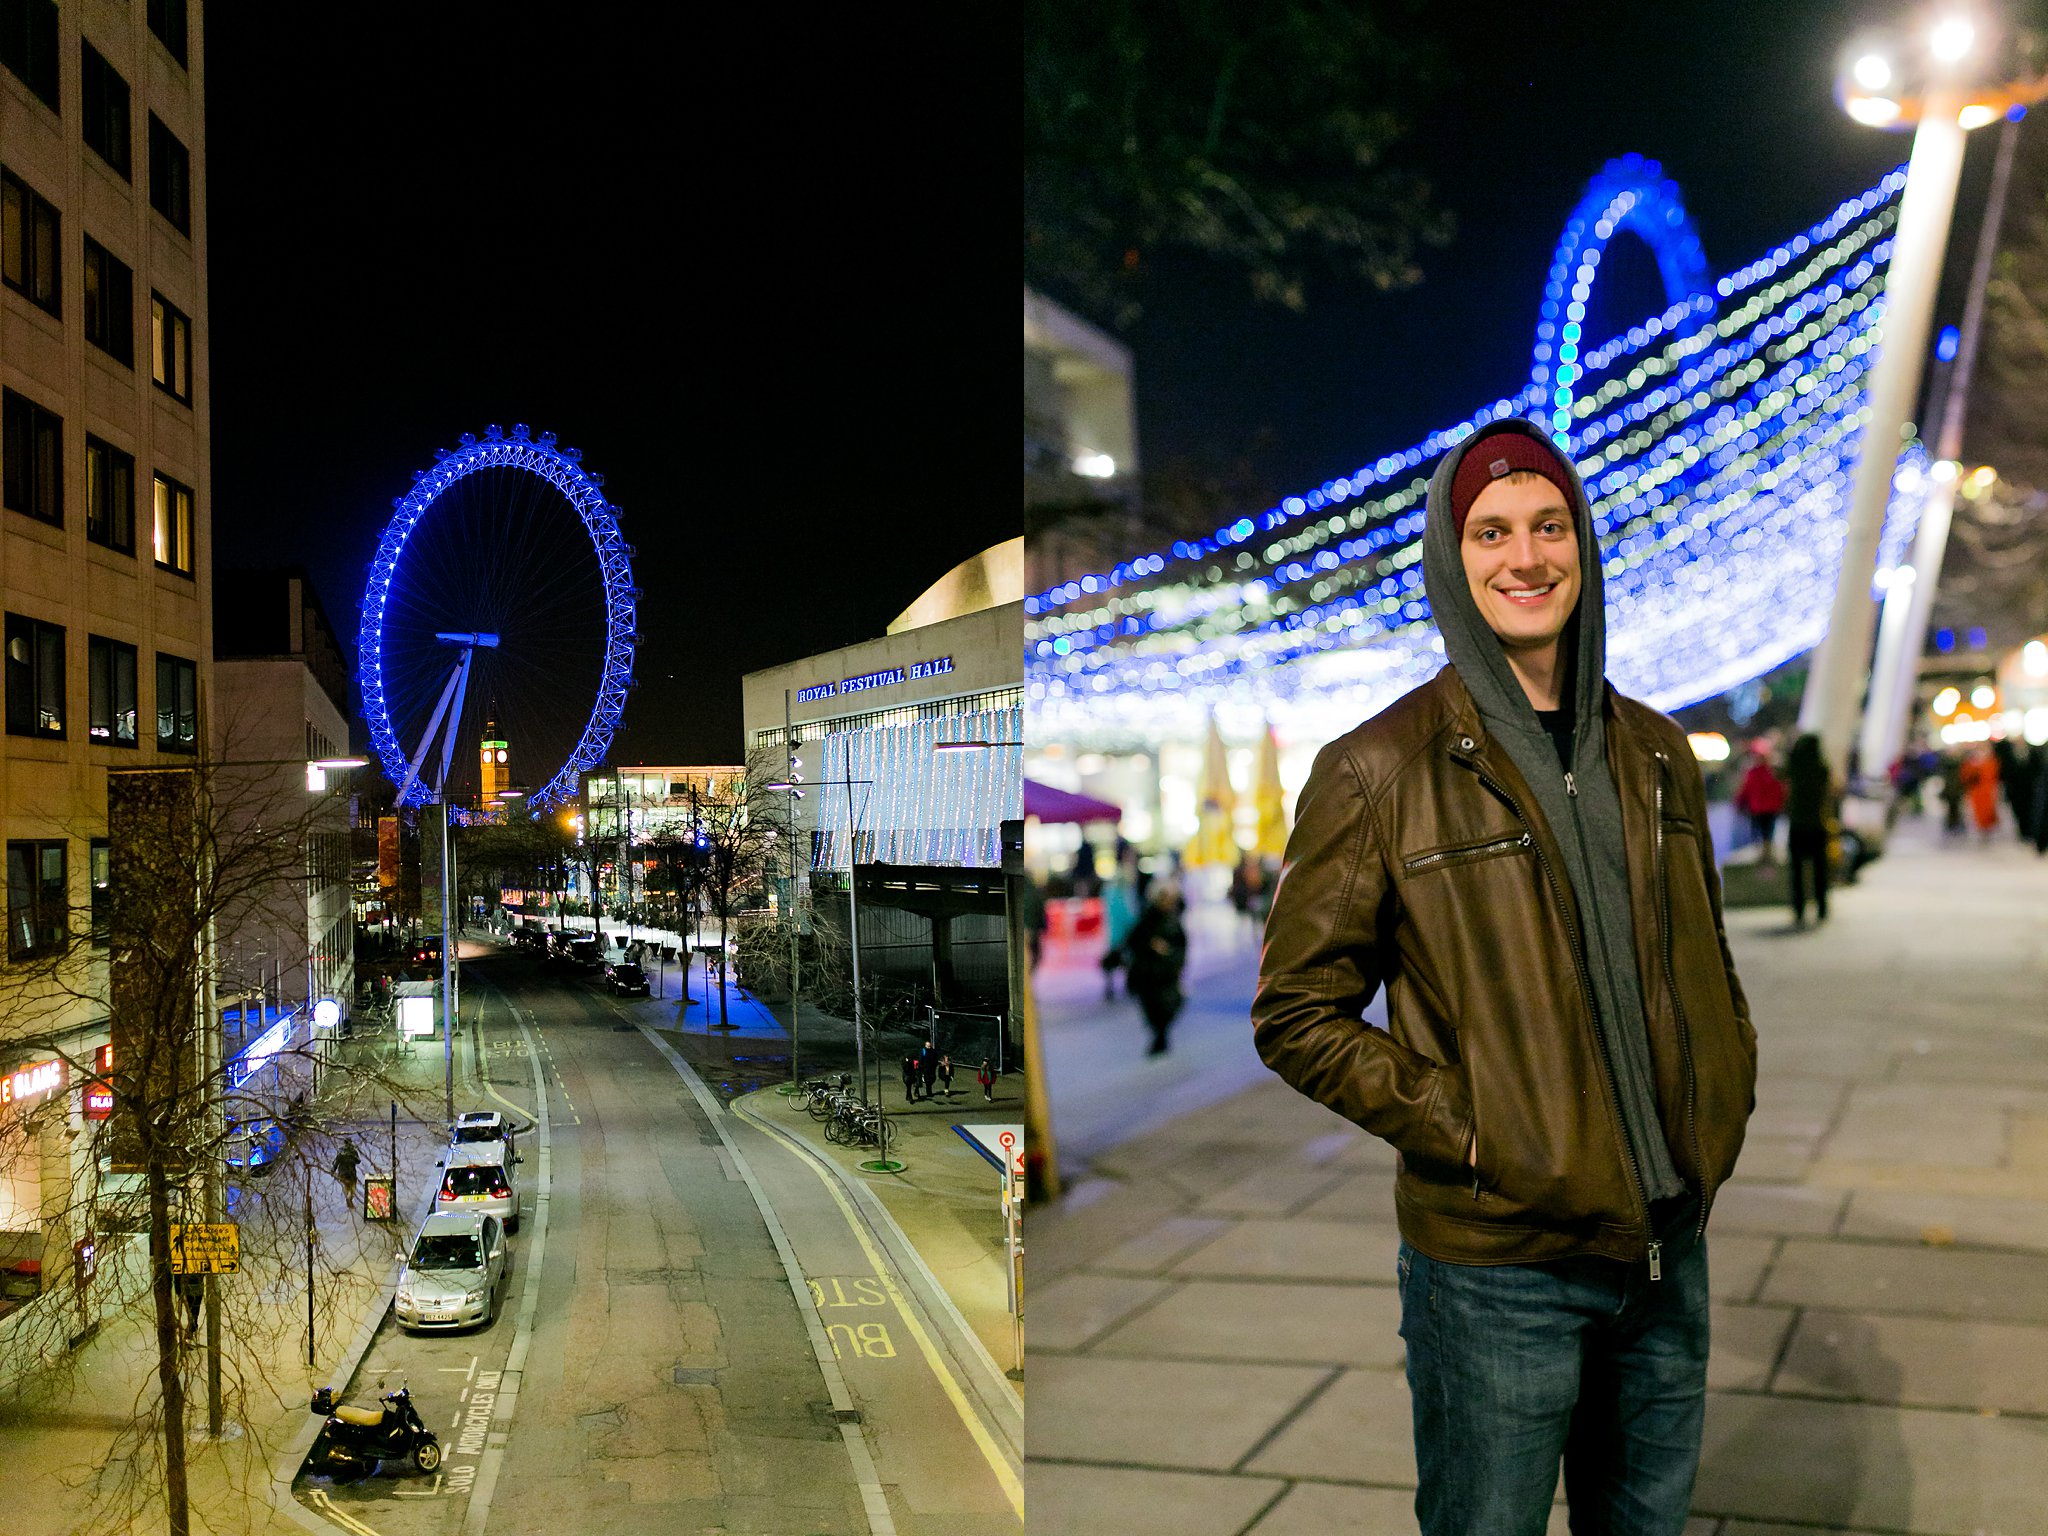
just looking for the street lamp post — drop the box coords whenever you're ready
[1800,12,2048,777]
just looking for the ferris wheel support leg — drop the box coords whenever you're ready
[394,658,469,810]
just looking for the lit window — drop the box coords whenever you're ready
[152,472,193,574]
[150,292,192,403]
[5,612,65,738]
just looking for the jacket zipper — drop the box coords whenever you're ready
[1403,832,1531,873]
[1655,751,1710,1253]
[1465,756,1653,1261]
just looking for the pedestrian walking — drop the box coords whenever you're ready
[1994,738,2033,841]
[1099,847,1142,1000]
[1939,752,1967,834]
[178,1271,204,1343]
[331,1137,360,1196]
[1733,746,1786,866]
[1785,732,1832,929]
[937,1053,954,1097]
[976,1058,994,1102]
[918,1049,937,1102]
[1126,879,1187,1057]
[1963,745,2001,838]
[1255,420,1756,1536]
[901,1055,918,1104]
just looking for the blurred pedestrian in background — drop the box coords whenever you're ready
[1963,745,2001,839]
[1785,733,1832,929]
[1127,879,1187,1056]
[1099,845,1142,1000]
[1939,753,1967,835]
[1994,738,2033,842]
[1734,744,1786,867]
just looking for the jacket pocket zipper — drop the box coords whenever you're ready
[1403,832,1531,873]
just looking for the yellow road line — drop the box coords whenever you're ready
[741,1104,1024,1520]
[308,1489,384,1536]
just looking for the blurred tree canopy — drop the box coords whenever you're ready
[1024,0,1452,327]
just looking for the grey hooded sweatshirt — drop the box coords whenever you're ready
[1420,418,1687,1207]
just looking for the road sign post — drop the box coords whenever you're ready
[168,1223,239,1275]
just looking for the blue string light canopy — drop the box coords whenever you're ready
[1026,160,1930,748]
[358,425,637,816]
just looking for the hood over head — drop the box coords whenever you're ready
[1421,418,1607,759]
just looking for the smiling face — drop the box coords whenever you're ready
[1459,472,1581,661]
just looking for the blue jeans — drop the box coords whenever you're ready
[1397,1234,1710,1536]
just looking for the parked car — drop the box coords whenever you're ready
[394,1211,508,1332]
[567,937,604,971]
[450,1109,517,1165]
[437,1143,520,1232]
[604,960,649,997]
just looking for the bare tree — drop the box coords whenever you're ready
[0,759,444,1535]
[694,750,788,1029]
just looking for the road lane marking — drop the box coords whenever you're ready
[734,1094,1025,1519]
[459,986,552,1536]
[635,1025,899,1536]
[306,1490,383,1536]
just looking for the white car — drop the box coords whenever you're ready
[438,1143,521,1233]
[395,1211,507,1332]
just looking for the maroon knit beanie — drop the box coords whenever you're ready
[1449,429,1578,537]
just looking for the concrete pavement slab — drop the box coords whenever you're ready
[1028,1355,1334,1470]
[1726,1135,1819,1182]
[1839,1187,2048,1250]
[1030,1176,1192,1282]
[1168,1218,1400,1283]
[1241,1482,1434,1536]
[1759,1237,2048,1323]
[1023,1464,1286,1536]
[1709,1181,1848,1236]
[1093,1280,1406,1369]
[1706,1232,1780,1303]
[1030,1272,1172,1351]
[1708,1302,1799,1391]
[1292,1171,1399,1222]
[1697,1390,2048,1534]
[1773,1309,2048,1414]
[1088,1215,1235,1275]
[1240,1366,1415,1485]
[1190,1163,1356,1217]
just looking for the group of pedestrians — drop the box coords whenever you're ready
[897,1046,996,1104]
[1919,738,2048,850]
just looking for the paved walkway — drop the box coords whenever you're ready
[0,1011,462,1535]
[1027,810,2048,1535]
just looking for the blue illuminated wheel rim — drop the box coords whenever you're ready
[358,425,636,816]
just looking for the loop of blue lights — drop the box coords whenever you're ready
[358,424,637,816]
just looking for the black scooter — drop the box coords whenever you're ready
[307,1382,441,1476]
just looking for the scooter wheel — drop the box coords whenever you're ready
[414,1439,442,1472]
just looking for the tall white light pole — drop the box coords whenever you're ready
[1801,14,2048,778]
[1860,113,2023,778]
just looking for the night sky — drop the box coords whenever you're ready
[202,7,1018,767]
[1120,0,2004,516]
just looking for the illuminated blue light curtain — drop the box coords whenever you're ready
[813,705,1023,869]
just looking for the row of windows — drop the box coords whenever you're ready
[7,836,114,960]
[3,388,195,568]
[3,163,196,394]
[752,687,1027,749]
[5,612,195,752]
[1,2,189,143]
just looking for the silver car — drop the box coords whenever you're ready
[437,1143,521,1233]
[395,1211,507,1331]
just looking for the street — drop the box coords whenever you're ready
[296,947,1021,1535]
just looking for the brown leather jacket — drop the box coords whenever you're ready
[1253,667,1757,1266]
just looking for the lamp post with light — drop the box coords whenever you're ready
[1799,11,2048,778]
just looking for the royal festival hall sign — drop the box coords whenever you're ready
[798,655,952,705]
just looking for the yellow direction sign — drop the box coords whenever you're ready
[169,1223,238,1275]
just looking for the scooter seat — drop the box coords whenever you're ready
[331,1404,385,1427]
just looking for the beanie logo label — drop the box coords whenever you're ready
[1488,458,1511,478]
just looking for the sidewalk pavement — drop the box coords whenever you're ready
[1027,810,2048,1536]
[731,1080,1027,1383]
[0,1015,461,1535]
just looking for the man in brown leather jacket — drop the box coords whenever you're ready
[1253,419,1756,1536]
